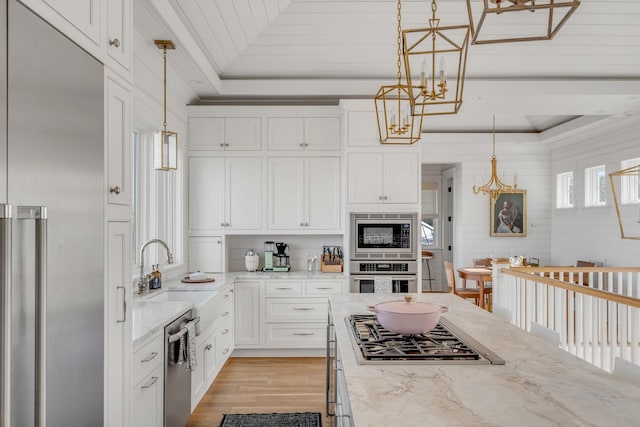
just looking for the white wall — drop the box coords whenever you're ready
[421,134,552,269]
[550,116,640,267]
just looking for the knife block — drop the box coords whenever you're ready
[321,255,343,272]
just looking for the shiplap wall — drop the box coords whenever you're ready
[420,134,552,269]
[550,116,640,267]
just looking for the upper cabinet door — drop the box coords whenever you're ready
[304,118,341,151]
[188,157,225,231]
[31,0,101,44]
[305,157,341,230]
[189,118,225,150]
[226,157,262,230]
[267,157,304,229]
[106,76,131,206]
[348,153,383,204]
[224,118,261,150]
[106,0,131,72]
[267,117,304,151]
[383,152,419,204]
[189,117,261,151]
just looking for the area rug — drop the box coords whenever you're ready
[219,412,321,427]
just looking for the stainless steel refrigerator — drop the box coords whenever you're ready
[1,1,105,426]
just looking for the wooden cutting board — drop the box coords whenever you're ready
[181,277,215,283]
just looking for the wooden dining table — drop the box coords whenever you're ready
[457,267,493,309]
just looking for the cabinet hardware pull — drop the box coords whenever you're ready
[217,240,222,244]
[222,348,229,354]
[299,143,305,147]
[220,143,225,147]
[293,307,314,311]
[141,352,158,363]
[384,196,388,200]
[378,196,383,200]
[224,294,229,299]
[205,344,212,351]
[225,143,229,147]
[222,329,229,334]
[299,222,304,226]
[230,289,234,293]
[316,287,333,290]
[293,332,314,336]
[275,287,292,290]
[222,311,229,317]
[109,38,121,48]
[116,285,126,323]
[109,185,121,195]
[141,376,158,389]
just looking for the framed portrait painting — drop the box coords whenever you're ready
[491,190,527,237]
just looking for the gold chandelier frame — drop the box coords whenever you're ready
[608,165,640,240]
[473,115,517,203]
[402,0,470,116]
[466,0,581,45]
[153,39,178,171]
[375,0,424,144]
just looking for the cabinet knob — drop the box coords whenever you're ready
[109,185,121,195]
[384,196,388,200]
[299,143,305,148]
[217,240,222,244]
[225,143,230,147]
[205,344,212,351]
[300,222,304,227]
[109,38,121,48]
[222,328,230,335]
[222,348,229,354]
[305,222,309,227]
[222,311,229,317]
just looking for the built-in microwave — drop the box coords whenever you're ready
[350,213,418,260]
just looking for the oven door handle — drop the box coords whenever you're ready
[351,276,416,281]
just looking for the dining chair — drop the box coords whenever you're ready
[575,260,595,286]
[471,259,494,309]
[472,258,492,267]
[444,261,480,306]
[529,322,560,346]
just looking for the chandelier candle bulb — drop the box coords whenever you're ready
[439,57,446,84]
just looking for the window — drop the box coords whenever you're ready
[556,171,574,208]
[421,182,438,247]
[584,165,606,207]
[131,130,184,276]
[620,157,640,205]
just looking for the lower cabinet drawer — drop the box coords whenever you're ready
[131,365,163,427]
[132,332,163,386]
[264,298,328,322]
[264,323,327,348]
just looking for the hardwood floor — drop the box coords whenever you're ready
[186,357,331,427]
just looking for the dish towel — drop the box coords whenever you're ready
[184,320,198,372]
[374,276,392,294]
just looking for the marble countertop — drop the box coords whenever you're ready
[329,293,640,426]
[132,271,346,347]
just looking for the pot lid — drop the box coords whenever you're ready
[376,296,443,314]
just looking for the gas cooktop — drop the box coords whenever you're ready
[346,314,505,365]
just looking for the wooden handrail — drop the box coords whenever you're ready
[502,268,640,309]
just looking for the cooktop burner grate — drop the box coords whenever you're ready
[347,314,505,365]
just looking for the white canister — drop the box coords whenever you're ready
[245,250,260,272]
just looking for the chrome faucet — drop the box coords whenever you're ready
[138,239,174,294]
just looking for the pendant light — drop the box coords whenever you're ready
[402,0,470,116]
[374,0,424,144]
[609,164,640,240]
[473,115,517,202]
[153,39,178,171]
[466,0,581,45]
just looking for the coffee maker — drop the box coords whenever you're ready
[263,241,275,271]
[273,242,291,272]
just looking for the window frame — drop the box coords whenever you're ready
[584,165,607,207]
[556,171,574,209]
[620,157,640,205]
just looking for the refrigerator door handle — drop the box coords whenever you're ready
[17,206,47,427]
[1,204,12,427]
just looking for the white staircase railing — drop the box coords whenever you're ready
[493,265,640,372]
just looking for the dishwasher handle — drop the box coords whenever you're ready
[167,317,200,343]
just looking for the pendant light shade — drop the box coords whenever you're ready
[153,39,178,171]
[466,0,581,45]
[374,0,424,144]
[402,0,470,117]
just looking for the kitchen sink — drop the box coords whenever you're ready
[148,290,219,335]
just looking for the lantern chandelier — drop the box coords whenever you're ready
[153,39,178,171]
[608,164,640,240]
[374,0,424,144]
[465,0,581,45]
[402,0,470,116]
[473,115,517,202]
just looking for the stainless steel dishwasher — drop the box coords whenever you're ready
[165,310,197,427]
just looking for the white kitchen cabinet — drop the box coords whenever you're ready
[348,152,419,204]
[267,117,340,151]
[234,281,261,347]
[267,157,341,231]
[131,365,163,427]
[20,0,101,45]
[189,117,261,151]
[188,157,261,232]
[105,74,131,209]
[106,0,132,73]
[188,236,223,272]
[106,221,131,427]
[191,325,217,411]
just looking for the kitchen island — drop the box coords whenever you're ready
[329,293,640,426]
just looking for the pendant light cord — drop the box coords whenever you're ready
[395,0,402,85]
[163,46,167,132]
[492,114,497,158]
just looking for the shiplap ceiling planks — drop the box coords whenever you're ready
[137,0,640,133]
